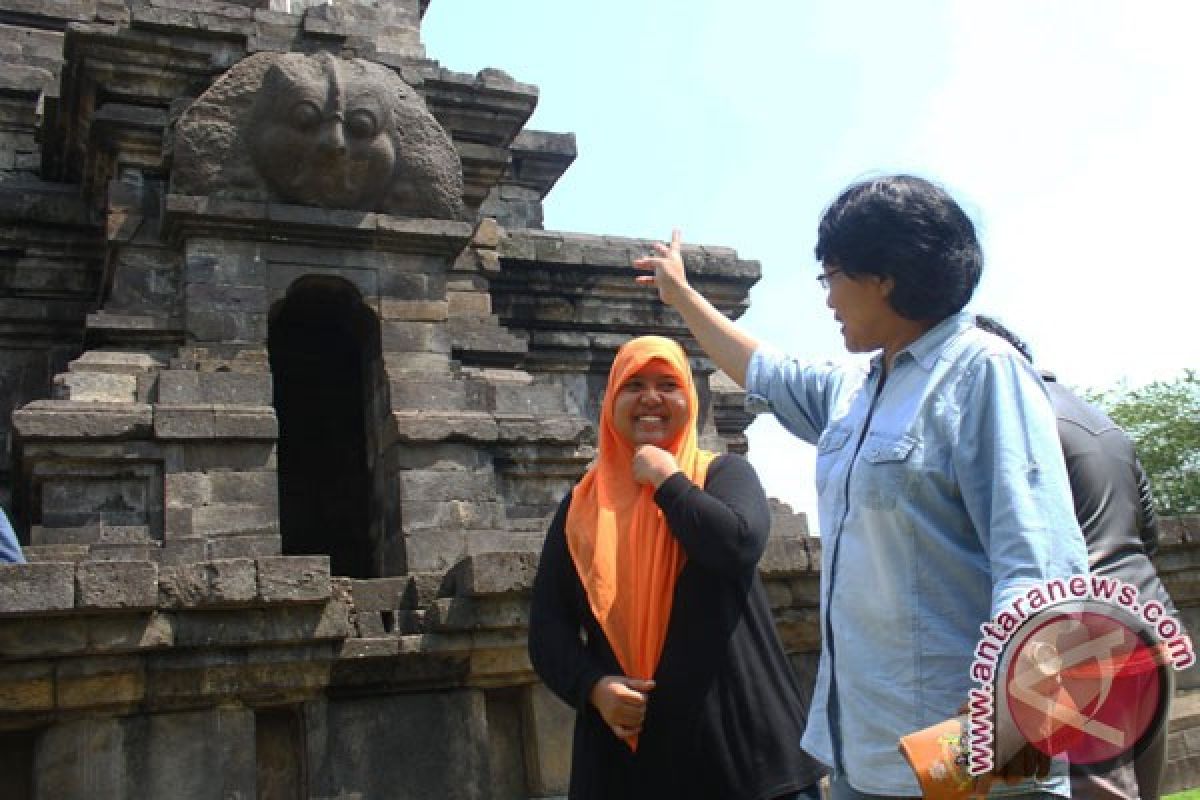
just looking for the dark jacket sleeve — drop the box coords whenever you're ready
[653,453,771,574]
[1134,456,1160,557]
[528,492,606,711]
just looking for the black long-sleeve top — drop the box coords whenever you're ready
[528,453,824,800]
[1045,380,1177,613]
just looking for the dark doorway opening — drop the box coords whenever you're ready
[268,277,381,578]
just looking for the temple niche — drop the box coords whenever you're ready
[1,1,1198,799]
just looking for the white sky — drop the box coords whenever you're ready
[423,1,1200,519]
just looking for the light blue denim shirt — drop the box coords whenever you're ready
[746,312,1088,796]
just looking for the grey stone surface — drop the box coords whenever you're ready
[443,551,539,598]
[0,562,75,614]
[158,559,258,608]
[307,691,490,800]
[257,555,332,603]
[76,561,159,610]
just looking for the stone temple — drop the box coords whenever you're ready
[0,1,1197,798]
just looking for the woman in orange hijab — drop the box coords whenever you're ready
[529,335,823,800]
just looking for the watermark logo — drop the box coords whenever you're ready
[967,575,1193,776]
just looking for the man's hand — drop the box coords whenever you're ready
[590,676,656,739]
[633,229,691,309]
[632,445,680,489]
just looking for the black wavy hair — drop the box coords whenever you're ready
[814,175,983,321]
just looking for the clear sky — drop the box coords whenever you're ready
[423,1,1199,518]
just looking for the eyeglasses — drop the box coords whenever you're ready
[816,267,843,289]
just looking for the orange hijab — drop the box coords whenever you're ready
[566,336,717,698]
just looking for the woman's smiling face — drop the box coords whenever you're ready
[611,360,690,447]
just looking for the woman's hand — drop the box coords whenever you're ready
[590,675,656,739]
[633,229,691,309]
[632,445,680,488]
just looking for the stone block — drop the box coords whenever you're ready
[36,718,126,799]
[185,283,268,313]
[206,532,281,559]
[523,683,573,796]
[208,470,278,507]
[306,691,489,800]
[339,637,400,658]
[426,596,529,632]
[161,538,206,565]
[401,572,444,608]
[350,577,409,611]
[56,655,146,709]
[87,611,174,652]
[404,530,468,574]
[491,382,566,415]
[0,615,87,657]
[13,401,153,439]
[0,661,54,711]
[171,603,347,647]
[187,309,267,343]
[123,708,257,799]
[34,525,153,546]
[400,500,506,533]
[761,536,811,576]
[447,290,491,316]
[193,503,277,536]
[0,562,75,614]
[154,406,216,438]
[389,378,470,411]
[85,542,162,562]
[158,370,273,405]
[379,298,448,321]
[764,579,793,610]
[392,411,497,442]
[213,406,278,438]
[158,559,258,608]
[381,320,450,353]
[76,560,158,609]
[164,506,194,539]
[165,471,212,507]
[443,551,538,597]
[388,443,489,471]
[53,370,138,402]
[257,556,331,603]
[355,611,389,637]
[178,441,277,472]
[398,469,496,504]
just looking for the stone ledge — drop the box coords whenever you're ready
[162,194,474,254]
[0,557,335,617]
[12,400,154,440]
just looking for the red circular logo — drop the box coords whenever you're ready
[1001,608,1166,766]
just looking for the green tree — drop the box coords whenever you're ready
[1087,369,1200,516]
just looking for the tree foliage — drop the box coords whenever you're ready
[1087,369,1200,516]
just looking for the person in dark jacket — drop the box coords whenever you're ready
[528,335,823,800]
[976,314,1179,800]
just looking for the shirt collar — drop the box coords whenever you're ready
[869,310,976,374]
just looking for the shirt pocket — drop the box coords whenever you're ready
[859,432,919,510]
[814,424,853,495]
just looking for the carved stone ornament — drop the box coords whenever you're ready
[171,51,465,219]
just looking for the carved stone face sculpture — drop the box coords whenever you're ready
[171,51,464,219]
[249,54,398,211]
